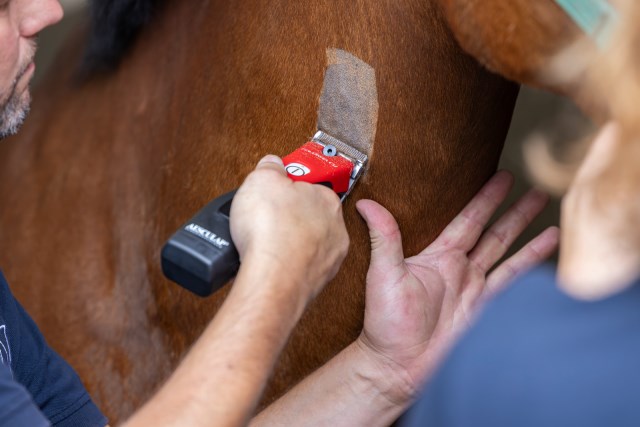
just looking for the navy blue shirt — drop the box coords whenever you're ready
[0,271,107,427]
[405,264,640,427]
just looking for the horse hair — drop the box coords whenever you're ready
[80,0,163,76]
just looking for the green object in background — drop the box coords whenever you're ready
[555,0,619,48]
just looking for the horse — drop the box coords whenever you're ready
[0,0,590,422]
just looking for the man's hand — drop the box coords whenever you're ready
[127,156,350,427]
[250,171,559,427]
[231,155,349,305]
[559,123,640,299]
[355,171,559,404]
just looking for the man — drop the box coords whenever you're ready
[1,0,559,425]
[0,0,61,139]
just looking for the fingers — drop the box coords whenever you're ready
[433,171,514,252]
[468,188,549,271]
[485,226,560,295]
[255,155,286,175]
[356,199,405,272]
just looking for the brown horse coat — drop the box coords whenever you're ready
[0,0,519,422]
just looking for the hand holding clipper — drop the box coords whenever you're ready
[162,48,377,297]
[161,132,367,297]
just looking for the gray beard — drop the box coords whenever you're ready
[0,79,30,140]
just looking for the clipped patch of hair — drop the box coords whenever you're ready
[80,0,162,77]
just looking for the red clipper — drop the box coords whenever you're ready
[161,131,368,297]
[282,131,368,201]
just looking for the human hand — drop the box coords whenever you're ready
[559,122,640,299]
[353,171,559,405]
[230,155,349,301]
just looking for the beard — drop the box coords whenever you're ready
[0,86,30,140]
[0,61,33,140]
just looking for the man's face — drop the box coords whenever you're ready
[0,0,63,139]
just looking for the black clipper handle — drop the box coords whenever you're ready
[161,190,239,297]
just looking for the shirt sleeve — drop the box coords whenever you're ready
[403,264,640,427]
[0,362,50,427]
[8,294,108,427]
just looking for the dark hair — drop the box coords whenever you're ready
[80,0,162,76]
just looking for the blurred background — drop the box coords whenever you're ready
[35,0,594,260]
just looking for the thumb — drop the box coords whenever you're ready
[255,155,286,175]
[356,199,405,272]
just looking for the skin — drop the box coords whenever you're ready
[125,156,350,426]
[1,0,559,425]
[251,170,558,426]
[0,1,519,419]
[4,1,636,425]
[125,160,558,427]
[559,123,640,299]
[0,0,62,137]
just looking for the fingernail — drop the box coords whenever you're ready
[258,155,284,166]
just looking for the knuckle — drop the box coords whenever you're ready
[253,167,285,181]
[317,184,340,202]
